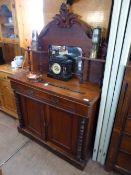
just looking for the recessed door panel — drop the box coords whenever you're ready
[20,96,45,139]
[47,106,79,155]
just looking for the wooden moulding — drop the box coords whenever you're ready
[82,58,106,87]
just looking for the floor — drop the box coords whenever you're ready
[0,112,120,175]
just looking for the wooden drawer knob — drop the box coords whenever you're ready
[26,89,34,96]
[51,97,59,104]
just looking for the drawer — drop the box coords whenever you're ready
[0,72,10,81]
[128,103,131,115]
[124,117,131,134]
[12,82,88,116]
[115,152,131,173]
[75,103,88,116]
[120,135,131,154]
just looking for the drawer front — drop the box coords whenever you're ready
[128,102,131,116]
[12,82,88,116]
[125,117,131,134]
[75,103,88,116]
[0,72,10,81]
[120,135,131,154]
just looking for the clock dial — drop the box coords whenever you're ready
[51,63,61,74]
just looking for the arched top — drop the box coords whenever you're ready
[38,3,93,57]
[0,4,12,17]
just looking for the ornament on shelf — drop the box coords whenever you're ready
[90,27,101,59]
[26,46,42,81]
[31,30,38,51]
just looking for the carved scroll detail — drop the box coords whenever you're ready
[76,117,86,161]
[14,92,25,128]
[53,3,78,28]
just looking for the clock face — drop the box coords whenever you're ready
[51,63,61,74]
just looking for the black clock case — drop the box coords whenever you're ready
[47,56,73,81]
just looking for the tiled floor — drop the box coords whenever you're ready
[0,112,119,175]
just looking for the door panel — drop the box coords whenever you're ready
[120,135,131,154]
[0,83,2,108]
[0,92,2,108]
[20,96,45,139]
[47,106,79,155]
[0,81,16,112]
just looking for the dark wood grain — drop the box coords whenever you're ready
[105,64,131,175]
[47,106,79,155]
[14,92,24,127]
[20,96,45,139]
[9,70,100,169]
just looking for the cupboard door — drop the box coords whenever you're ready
[20,96,45,139]
[0,80,2,108]
[46,106,79,155]
[0,90,2,108]
[0,81,16,113]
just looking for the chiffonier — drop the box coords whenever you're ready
[106,64,131,174]
[9,3,106,169]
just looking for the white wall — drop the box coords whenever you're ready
[93,0,131,164]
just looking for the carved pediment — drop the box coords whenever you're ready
[53,3,78,28]
[38,3,92,57]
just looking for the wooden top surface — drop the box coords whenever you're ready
[0,64,23,74]
[9,70,101,105]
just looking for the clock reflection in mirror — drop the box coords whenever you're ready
[48,45,83,75]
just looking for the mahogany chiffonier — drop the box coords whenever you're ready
[9,3,106,169]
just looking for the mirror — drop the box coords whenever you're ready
[49,45,83,74]
[49,45,83,58]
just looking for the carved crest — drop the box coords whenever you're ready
[53,3,78,28]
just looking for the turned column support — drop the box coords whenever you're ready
[76,117,87,161]
[14,91,25,128]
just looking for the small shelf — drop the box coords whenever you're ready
[25,48,48,54]
[31,49,48,54]
[82,57,106,63]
